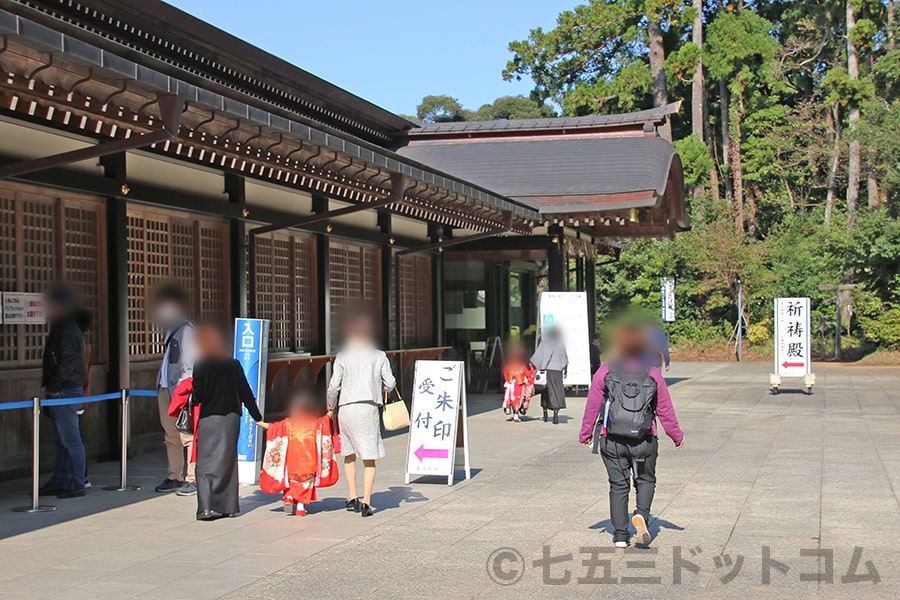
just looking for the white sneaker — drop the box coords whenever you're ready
[83,480,92,489]
[632,514,651,546]
[614,540,628,548]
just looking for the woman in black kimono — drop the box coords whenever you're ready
[192,323,267,520]
[531,326,569,424]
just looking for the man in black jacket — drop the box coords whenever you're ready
[40,286,88,498]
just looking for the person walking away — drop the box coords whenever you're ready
[327,309,395,518]
[501,344,534,423]
[643,324,670,373]
[531,325,568,424]
[580,322,683,548]
[190,323,266,520]
[74,308,93,488]
[39,286,88,499]
[152,284,197,495]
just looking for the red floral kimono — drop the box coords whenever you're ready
[502,361,535,412]
[259,415,338,506]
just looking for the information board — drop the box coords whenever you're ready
[233,318,270,484]
[661,278,676,323]
[24,294,46,324]
[3,293,27,324]
[405,360,470,485]
[538,292,591,386]
[774,297,811,377]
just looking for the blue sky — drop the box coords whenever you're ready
[165,0,576,117]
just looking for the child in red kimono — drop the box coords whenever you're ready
[260,389,338,516]
[502,345,535,423]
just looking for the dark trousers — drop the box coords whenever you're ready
[46,388,86,488]
[599,435,658,542]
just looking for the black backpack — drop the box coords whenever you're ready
[602,363,657,439]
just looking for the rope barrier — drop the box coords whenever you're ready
[9,389,156,512]
[1,390,156,410]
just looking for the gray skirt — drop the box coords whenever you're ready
[195,413,240,516]
[338,401,385,460]
[541,369,567,410]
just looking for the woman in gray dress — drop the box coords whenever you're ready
[327,312,395,518]
[531,325,568,424]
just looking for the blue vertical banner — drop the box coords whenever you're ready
[233,318,269,484]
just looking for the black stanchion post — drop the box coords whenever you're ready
[12,397,57,513]
[104,389,141,491]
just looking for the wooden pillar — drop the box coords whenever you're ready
[225,173,247,319]
[548,225,565,292]
[427,223,446,347]
[313,195,330,355]
[586,255,597,339]
[378,210,393,349]
[100,153,128,458]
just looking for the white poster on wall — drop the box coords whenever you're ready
[538,291,591,386]
[774,297,811,377]
[3,293,27,324]
[24,294,46,324]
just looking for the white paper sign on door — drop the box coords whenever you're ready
[774,297,811,377]
[3,293,27,324]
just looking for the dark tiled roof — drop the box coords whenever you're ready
[396,135,679,204]
[410,103,681,136]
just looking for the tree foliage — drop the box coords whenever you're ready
[501,0,900,352]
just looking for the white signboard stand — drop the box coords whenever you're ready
[661,278,676,323]
[405,360,470,486]
[771,297,815,394]
[538,292,591,386]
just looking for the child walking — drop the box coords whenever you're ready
[260,389,338,516]
[502,345,535,423]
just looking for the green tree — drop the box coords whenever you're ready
[416,95,466,123]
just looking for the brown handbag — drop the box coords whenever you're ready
[381,389,410,431]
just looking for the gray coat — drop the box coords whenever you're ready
[531,337,568,372]
[327,346,396,410]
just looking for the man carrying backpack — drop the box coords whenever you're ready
[579,322,683,548]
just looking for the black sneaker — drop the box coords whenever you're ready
[155,478,182,493]
[39,482,66,496]
[57,484,86,498]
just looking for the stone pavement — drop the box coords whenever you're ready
[1,362,899,599]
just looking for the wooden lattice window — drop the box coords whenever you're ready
[394,254,434,348]
[250,230,317,353]
[127,206,230,361]
[0,182,106,368]
[329,240,380,346]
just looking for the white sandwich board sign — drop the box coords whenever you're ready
[405,360,470,485]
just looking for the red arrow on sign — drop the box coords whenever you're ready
[414,444,449,462]
[782,361,805,368]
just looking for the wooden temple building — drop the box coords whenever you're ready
[0,0,687,474]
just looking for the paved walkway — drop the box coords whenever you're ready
[1,362,899,599]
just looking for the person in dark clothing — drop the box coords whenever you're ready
[643,325,670,372]
[40,286,88,499]
[589,335,602,376]
[190,323,266,520]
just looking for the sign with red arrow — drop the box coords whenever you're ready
[405,360,471,484]
[774,298,811,377]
